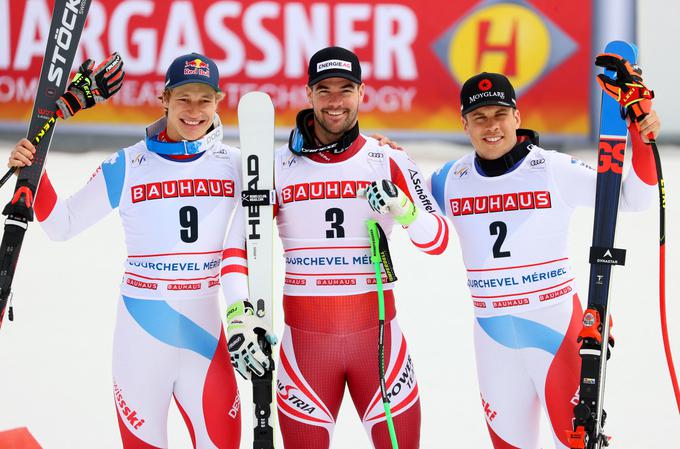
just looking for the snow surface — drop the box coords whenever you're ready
[0,142,678,448]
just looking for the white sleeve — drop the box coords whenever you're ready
[551,152,655,212]
[220,158,249,307]
[220,203,249,307]
[388,148,449,255]
[35,161,118,241]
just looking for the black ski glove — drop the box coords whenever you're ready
[595,53,654,123]
[56,52,125,119]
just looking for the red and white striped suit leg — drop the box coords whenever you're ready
[276,293,420,449]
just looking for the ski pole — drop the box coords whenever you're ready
[367,219,399,449]
[648,138,680,412]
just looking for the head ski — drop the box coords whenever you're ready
[238,91,276,449]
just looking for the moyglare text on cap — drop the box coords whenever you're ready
[460,72,516,116]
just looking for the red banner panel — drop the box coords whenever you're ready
[0,0,591,137]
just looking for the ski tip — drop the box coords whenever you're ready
[238,91,273,106]
[603,41,638,64]
[237,91,275,119]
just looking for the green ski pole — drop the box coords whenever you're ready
[367,219,399,449]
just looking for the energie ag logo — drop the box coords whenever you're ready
[432,0,577,94]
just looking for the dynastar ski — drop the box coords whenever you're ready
[0,0,92,328]
[567,40,637,449]
[238,91,276,449]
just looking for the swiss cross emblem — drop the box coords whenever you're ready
[478,79,492,91]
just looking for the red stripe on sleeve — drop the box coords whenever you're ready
[425,215,449,255]
[412,213,443,249]
[34,171,58,222]
[389,158,414,203]
[220,264,248,277]
[222,248,247,260]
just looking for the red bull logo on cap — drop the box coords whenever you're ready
[184,58,210,77]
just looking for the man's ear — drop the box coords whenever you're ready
[461,115,469,135]
[306,85,313,106]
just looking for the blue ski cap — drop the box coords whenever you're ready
[165,53,221,92]
[460,72,516,115]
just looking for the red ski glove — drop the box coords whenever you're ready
[595,53,654,125]
[56,52,125,119]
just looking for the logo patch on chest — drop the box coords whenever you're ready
[450,191,551,215]
[453,164,471,179]
[281,180,371,203]
[131,179,235,203]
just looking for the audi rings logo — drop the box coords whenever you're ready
[368,152,384,158]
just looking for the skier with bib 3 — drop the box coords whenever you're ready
[221,46,449,449]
